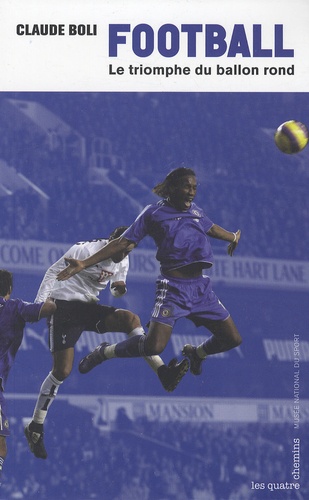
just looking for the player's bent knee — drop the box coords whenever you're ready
[223,318,242,348]
[233,334,242,347]
[145,344,165,356]
[227,329,242,349]
[152,344,165,355]
[114,308,141,333]
[53,366,72,380]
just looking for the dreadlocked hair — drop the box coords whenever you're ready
[152,167,196,198]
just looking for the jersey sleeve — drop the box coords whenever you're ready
[201,212,214,233]
[122,205,152,245]
[16,299,44,323]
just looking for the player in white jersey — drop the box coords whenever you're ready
[24,227,189,459]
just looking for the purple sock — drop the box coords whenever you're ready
[114,335,146,358]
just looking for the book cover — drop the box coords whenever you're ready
[0,1,308,498]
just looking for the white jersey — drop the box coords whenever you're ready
[35,239,129,303]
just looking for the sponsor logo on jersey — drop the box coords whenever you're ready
[98,269,114,282]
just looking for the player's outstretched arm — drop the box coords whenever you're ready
[57,237,133,281]
[207,225,241,256]
[227,229,241,256]
[56,258,85,280]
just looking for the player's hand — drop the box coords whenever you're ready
[227,229,241,256]
[110,281,127,297]
[57,258,85,281]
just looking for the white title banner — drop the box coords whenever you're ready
[0,0,308,91]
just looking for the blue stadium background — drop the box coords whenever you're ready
[0,92,308,499]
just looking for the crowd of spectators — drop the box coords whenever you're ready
[0,92,308,259]
[1,405,308,500]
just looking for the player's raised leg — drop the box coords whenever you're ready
[79,319,189,392]
[183,316,242,375]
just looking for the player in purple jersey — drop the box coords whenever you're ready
[24,227,188,460]
[57,167,242,379]
[0,269,56,483]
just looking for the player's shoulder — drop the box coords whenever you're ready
[69,238,107,256]
[2,297,32,313]
[190,202,205,216]
[153,199,174,212]
[134,203,159,222]
[73,238,108,247]
[2,297,22,306]
[144,200,175,219]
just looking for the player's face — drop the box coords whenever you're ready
[169,175,197,210]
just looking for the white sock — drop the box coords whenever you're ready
[129,326,145,336]
[32,372,63,425]
[103,344,116,358]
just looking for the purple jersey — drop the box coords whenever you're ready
[123,200,214,272]
[0,297,43,391]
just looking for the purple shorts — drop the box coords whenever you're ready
[150,274,229,328]
[0,392,10,437]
